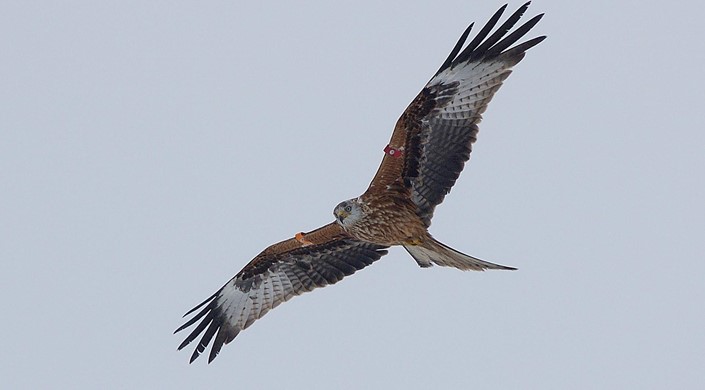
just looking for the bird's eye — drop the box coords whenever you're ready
[344,206,352,212]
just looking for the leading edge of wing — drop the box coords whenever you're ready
[175,223,389,363]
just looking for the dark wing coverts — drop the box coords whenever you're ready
[368,3,545,226]
[175,223,388,363]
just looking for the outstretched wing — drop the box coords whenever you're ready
[175,222,388,363]
[367,3,545,226]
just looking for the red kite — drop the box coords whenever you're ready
[177,2,545,363]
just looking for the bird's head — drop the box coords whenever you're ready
[333,198,363,228]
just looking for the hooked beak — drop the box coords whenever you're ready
[336,209,349,223]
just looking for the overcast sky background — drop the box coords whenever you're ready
[2,1,704,388]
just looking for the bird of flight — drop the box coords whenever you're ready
[176,2,545,363]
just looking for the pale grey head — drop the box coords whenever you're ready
[333,198,363,228]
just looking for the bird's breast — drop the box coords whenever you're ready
[347,195,427,246]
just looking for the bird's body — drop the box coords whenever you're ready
[176,2,545,363]
[338,193,426,246]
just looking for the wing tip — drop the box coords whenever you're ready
[175,288,228,363]
[435,22,475,75]
[436,2,544,75]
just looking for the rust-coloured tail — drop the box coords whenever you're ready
[403,237,516,271]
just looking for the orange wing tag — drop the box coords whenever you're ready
[295,232,314,247]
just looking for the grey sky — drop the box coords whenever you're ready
[2,1,704,388]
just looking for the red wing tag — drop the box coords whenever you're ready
[384,144,404,158]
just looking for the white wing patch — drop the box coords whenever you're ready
[431,59,513,121]
[176,238,388,363]
[216,269,293,332]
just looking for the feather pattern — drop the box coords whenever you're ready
[368,2,545,226]
[175,223,388,363]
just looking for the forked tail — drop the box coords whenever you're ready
[403,237,516,271]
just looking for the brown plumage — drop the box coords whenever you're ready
[176,2,545,363]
